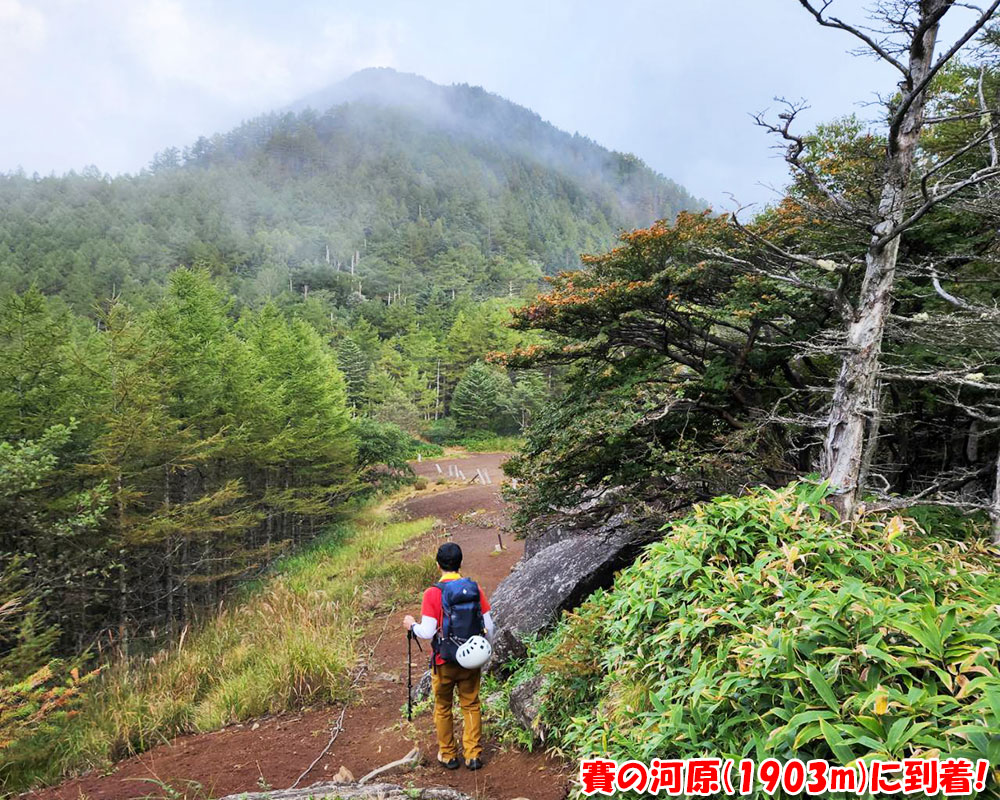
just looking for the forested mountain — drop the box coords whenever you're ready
[0,68,700,312]
[0,70,702,753]
[290,67,691,224]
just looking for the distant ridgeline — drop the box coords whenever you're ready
[0,68,702,311]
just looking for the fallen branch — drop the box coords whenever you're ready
[357,747,421,785]
[219,782,471,800]
[289,705,347,788]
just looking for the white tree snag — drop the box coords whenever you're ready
[821,1,947,516]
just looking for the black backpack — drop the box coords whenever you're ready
[432,577,485,665]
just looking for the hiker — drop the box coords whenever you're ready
[403,542,495,771]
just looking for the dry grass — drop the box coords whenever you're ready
[2,501,438,793]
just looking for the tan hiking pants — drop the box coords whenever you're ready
[431,661,482,760]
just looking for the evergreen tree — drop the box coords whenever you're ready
[0,423,107,654]
[512,370,549,431]
[0,288,86,440]
[450,362,515,434]
[336,336,369,407]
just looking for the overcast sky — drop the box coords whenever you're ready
[0,0,980,209]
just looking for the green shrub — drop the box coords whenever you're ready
[529,483,1000,770]
[407,439,444,458]
[356,417,413,474]
[413,477,428,490]
[424,417,457,444]
[453,434,523,453]
[355,418,442,484]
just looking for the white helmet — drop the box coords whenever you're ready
[456,635,492,669]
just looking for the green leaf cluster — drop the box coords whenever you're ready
[528,484,1000,773]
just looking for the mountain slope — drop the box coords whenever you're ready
[290,67,698,222]
[0,69,702,310]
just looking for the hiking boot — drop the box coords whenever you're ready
[465,757,484,771]
[438,756,461,770]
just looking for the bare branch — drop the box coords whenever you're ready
[890,0,1000,137]
[797,0,910,75]
[930,272,1000,317]
[880,164,1000,242]
[979,64,1000,167]
[918,119,1000,195]
[754,100,861,217]
[924,108,997,124]
[881,368,1000,390]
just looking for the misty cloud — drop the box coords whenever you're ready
[1,0,969,206]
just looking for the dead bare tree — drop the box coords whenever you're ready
[755,0,1000,516]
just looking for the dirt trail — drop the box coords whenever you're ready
[28,453,569,800]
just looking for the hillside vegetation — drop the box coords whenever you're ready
[0,69,706,792]
[0,68,700,312]
[516,485,1000,769]
[2,498,437,791]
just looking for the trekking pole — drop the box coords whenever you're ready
[407,630,413,721]
[406,629,422,721]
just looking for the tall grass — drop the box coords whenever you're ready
[2,503,438,793]
[449,435,523,453]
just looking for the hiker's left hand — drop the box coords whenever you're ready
[403,614,416,630]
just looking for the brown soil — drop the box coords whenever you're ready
[27,453,569,800]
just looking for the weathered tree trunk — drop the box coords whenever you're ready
[434,360,441,420]
[181,466,193,619]
[822,5,945,516]
[265,472,273,545]
[164,465,175,631]
[115,470,130,655]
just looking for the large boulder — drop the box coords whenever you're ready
[219,783,471,800]
[489,504,664,667]
[522,486,630,560]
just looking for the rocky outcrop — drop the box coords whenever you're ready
[218,783,471,800]
[489,498,665,667]
[413,668,432,701]
[508,672,548,740]
[522,486,630,560]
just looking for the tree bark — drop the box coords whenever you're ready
[164,465,174,631]
[822,3,945,516]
